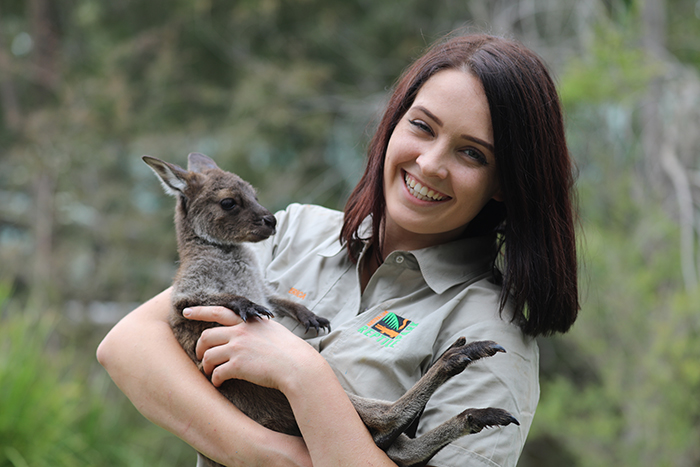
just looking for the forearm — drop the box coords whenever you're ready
[281,352,397,467]
[96,289,311,467]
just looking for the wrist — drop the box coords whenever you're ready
[278,344,332,397]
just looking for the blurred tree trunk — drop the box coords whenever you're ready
[641,0,665,187]
[642,0,698,290]
[29,0,60,91]
[28,0,61,306]
[0,7,21,131]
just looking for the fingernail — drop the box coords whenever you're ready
[183,308,192,317]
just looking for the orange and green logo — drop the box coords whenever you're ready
[357,310,418,348]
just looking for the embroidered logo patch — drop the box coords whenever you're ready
[357,310,418,348]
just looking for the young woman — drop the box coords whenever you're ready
[97,33,579,467]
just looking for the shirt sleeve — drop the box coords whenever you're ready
[417,317,539,467]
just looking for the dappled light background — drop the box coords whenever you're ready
[1,0,699,466]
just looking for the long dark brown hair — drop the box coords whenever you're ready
[341,34,579,337]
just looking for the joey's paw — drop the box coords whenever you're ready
[301,315,331,334]
[227,298,274,322]
[438,339,506,377]
[461,408,519,434]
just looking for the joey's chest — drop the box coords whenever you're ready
[175,246,266,299]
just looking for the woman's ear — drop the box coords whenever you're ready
[492,188,504,203]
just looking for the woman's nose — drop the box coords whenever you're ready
[416,145,449,179]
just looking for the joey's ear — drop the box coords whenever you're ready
[142,155,190,196]
[188,152,219,173]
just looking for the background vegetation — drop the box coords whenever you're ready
[1,0,699,466]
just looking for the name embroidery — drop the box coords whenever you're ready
[288,287,307,300]
[357,310,418,348]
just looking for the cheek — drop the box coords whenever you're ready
[454,170,500,205]
[383,143,402,186]
[385,132,418,168]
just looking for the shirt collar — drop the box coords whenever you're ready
[318,215,372,258]
[317,216,497,294]
[411,234,497,294]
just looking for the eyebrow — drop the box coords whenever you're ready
[413,105,495,154]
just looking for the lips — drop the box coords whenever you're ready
[403,171,450,202]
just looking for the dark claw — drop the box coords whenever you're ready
[303,316,331,334]
[435,339,508,379]
[464,408,519,434]
[463,340,507,360]
[255,305,274,319]
[229,300,273,323]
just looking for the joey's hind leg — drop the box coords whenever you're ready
[268,297,331,333]
[351,339,506,450]
[385,408,519,467]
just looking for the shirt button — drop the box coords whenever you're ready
[395,255,404,264]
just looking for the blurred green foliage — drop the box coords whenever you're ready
[1,0,699,466]
[0,286,194,467]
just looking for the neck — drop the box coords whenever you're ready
[178,231,241,258]
[379,219,466,260]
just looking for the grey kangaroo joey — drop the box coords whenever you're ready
[143,152,519,467]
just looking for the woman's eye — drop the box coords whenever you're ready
[409,119,433,135]
[462,148,488,166]
[220,198,236,210]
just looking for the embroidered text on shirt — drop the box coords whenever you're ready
[288,287,307,299]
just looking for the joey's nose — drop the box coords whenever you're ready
[262,215,277,230]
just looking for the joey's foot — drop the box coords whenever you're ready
[226,298,274,322]
[438,338,506,378]
[461,408,519,434]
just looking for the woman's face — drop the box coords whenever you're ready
[382,69,502,250]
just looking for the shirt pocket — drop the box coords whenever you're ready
[319,304,439,402]
[266,254,355,337]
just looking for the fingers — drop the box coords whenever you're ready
[196,325,253,387]
[196,325,236,363]
[183,306,244,326]
[210,361,235,388]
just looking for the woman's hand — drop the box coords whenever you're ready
[184,306,323,392]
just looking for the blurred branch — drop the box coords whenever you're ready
[660,123,697,289]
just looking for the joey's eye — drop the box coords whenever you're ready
[220,198,236,211]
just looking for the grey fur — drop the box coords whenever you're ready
[144,153,518,467]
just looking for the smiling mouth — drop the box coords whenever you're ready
[403,171,450,202]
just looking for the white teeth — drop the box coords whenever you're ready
[403,173,446,202]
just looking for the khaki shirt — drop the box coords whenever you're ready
[251,203,539,467]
